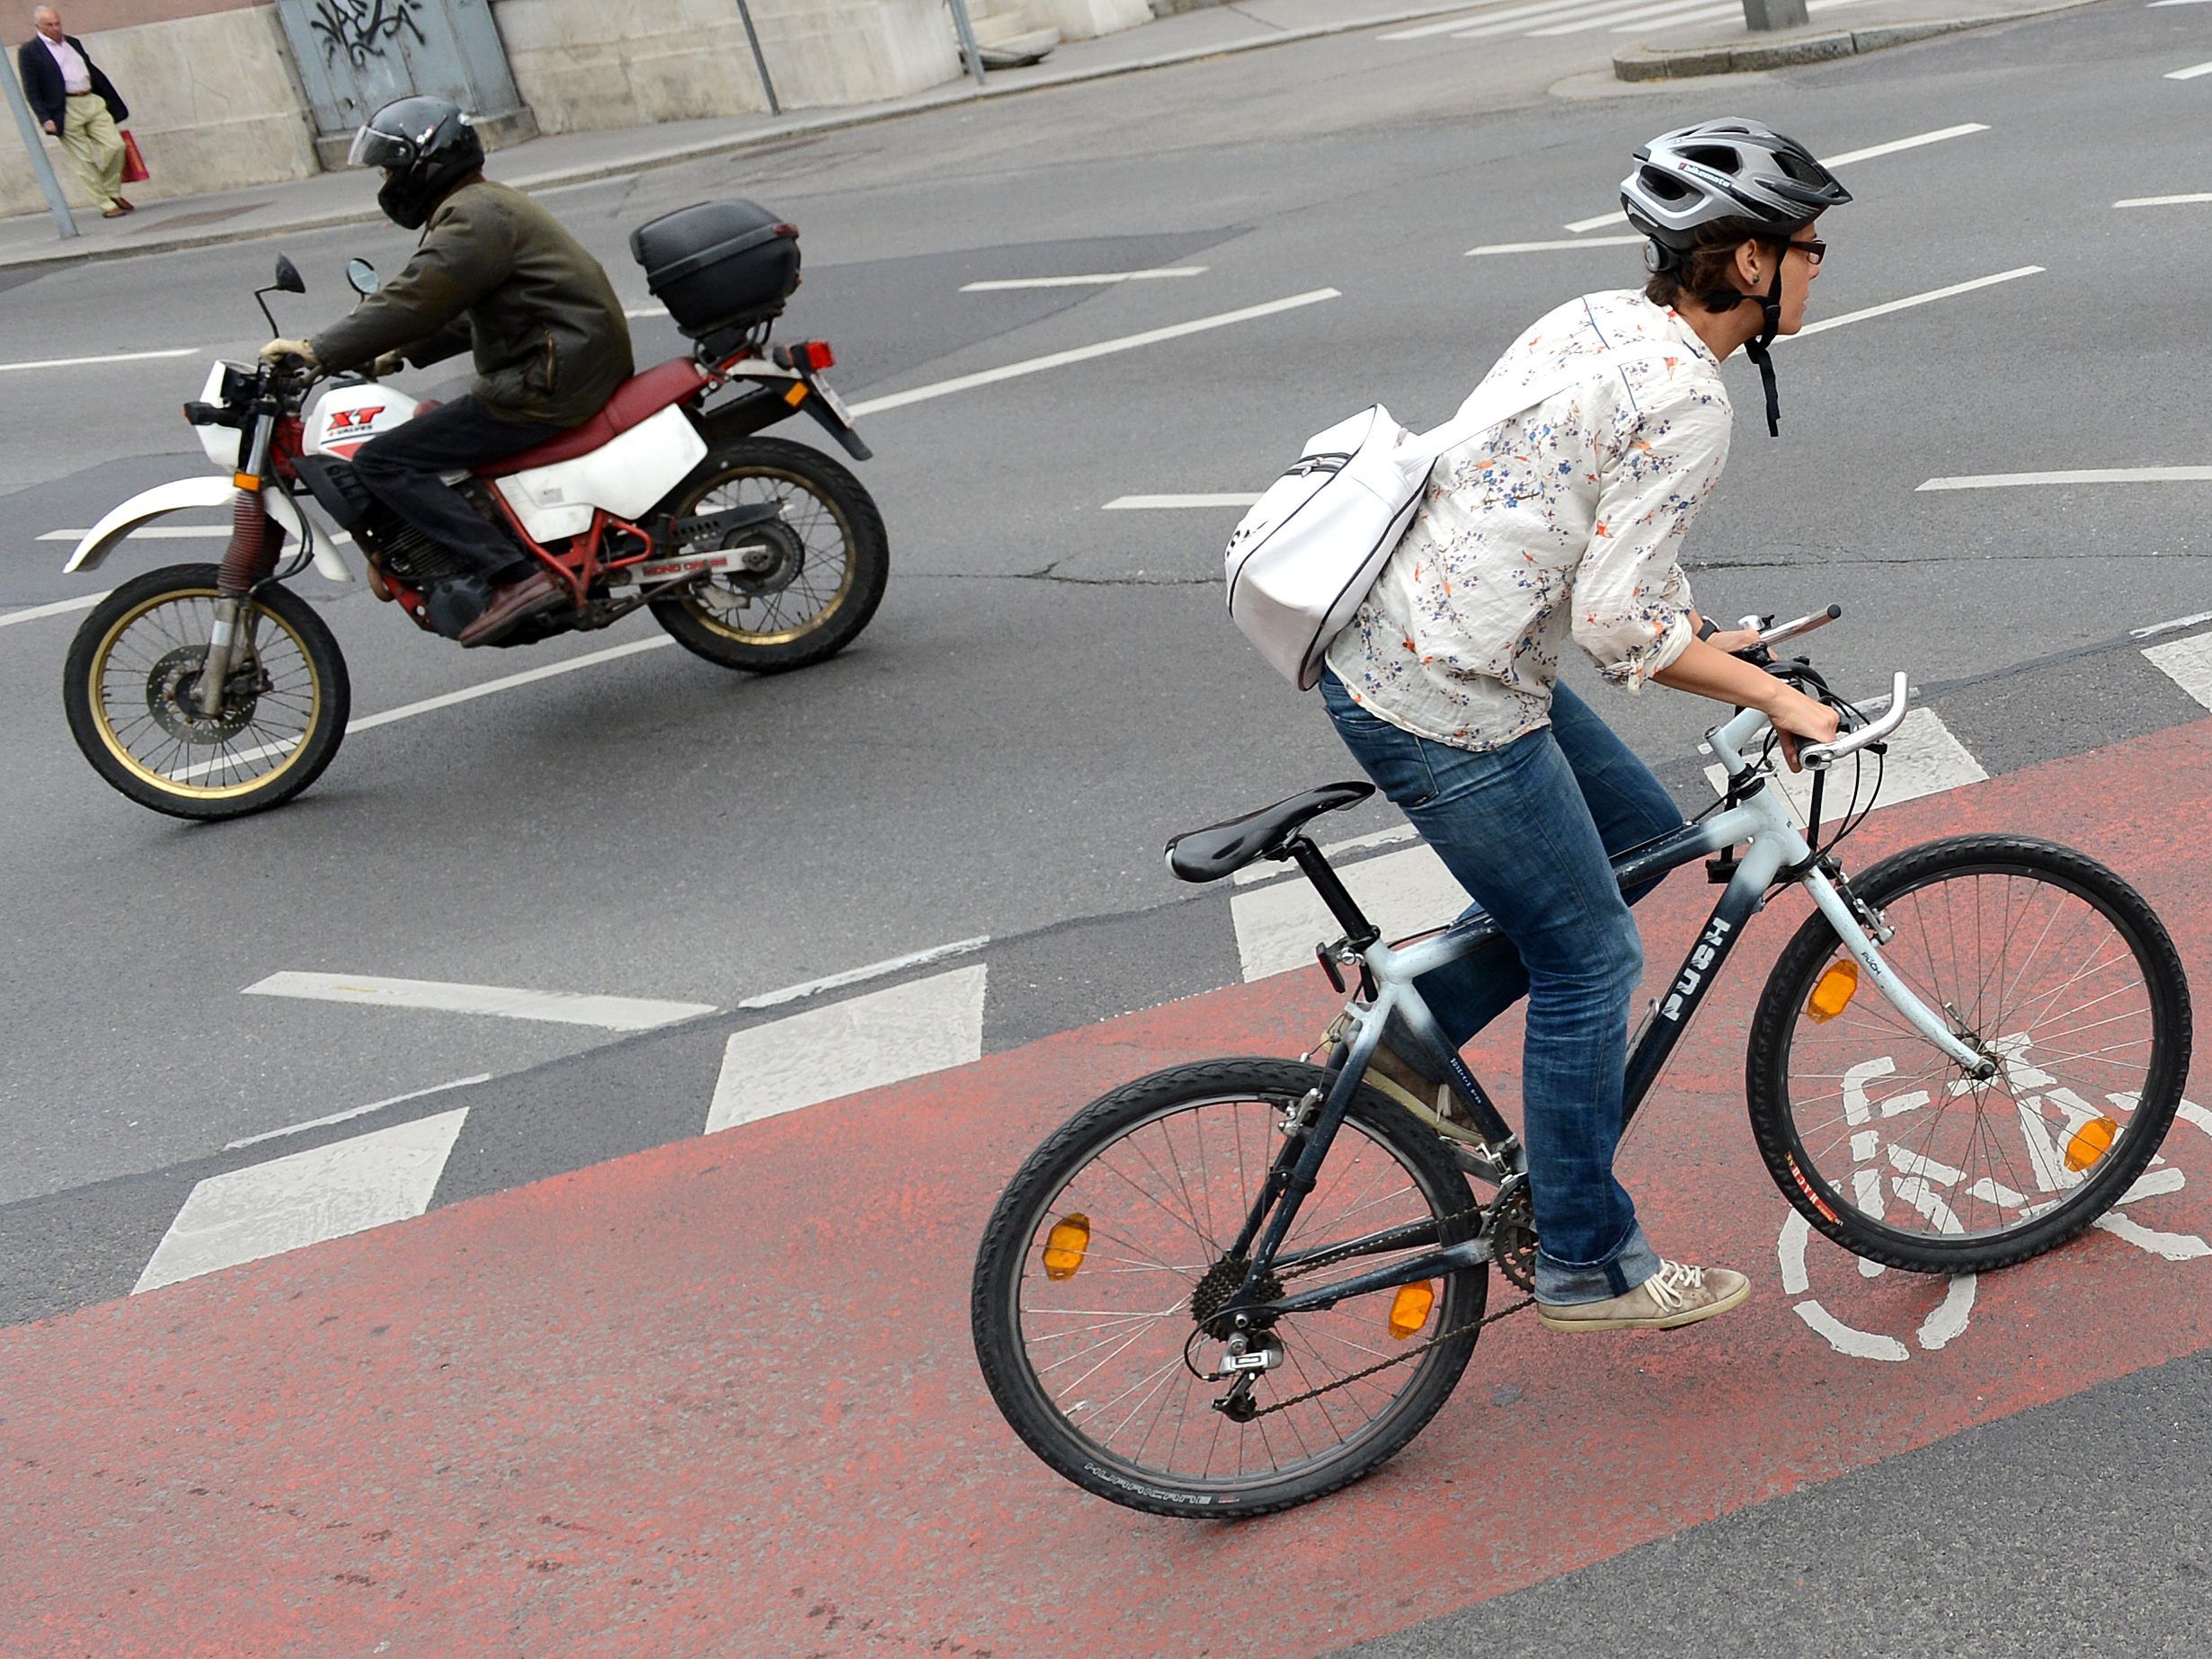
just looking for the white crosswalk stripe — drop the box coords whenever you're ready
[2144,632,2212,711]
[706,964,989,1133]
[1703,708,1988,825]
[135,1109,469,1293]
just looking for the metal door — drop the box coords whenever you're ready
[275,0,528,144]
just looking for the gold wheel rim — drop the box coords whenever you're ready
[87,586,324,801]
[676,464,858,647]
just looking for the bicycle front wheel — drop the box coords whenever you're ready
[1747,836,2191,1274]
[970,1059,1488,1520]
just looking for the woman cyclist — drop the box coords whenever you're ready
[1321,120,1847,1333]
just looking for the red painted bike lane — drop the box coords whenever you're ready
[8,721,2212,1657]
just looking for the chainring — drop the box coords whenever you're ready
[1489,1184,1537,1292]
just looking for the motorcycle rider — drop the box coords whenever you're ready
[259,96,635,647]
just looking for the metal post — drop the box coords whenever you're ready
[946,0,988,85]
[1,45,76,239]
[1741,0,1809,28]
[732,0,782,117]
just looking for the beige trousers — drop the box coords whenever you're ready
[57,94,125,211]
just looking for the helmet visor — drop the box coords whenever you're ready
[345,125,416,172]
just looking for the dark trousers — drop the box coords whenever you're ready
[351,395,568,580]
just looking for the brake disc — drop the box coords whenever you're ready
[146,647,258,744]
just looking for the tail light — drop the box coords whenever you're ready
[791,340,835,372]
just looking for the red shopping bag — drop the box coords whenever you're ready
[120,129,150,185]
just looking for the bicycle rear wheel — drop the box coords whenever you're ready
[1746,836,2191,1274]
[970,1059,1488,1519]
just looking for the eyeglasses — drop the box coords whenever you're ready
[1781,237,1827,268]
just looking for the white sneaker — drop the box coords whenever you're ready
[1536,1259,1750,1332]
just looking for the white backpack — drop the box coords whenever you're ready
[1223,347,1659,689]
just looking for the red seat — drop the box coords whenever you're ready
[477,358,711,476]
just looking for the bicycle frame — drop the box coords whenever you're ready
[1217,701,1997,1326]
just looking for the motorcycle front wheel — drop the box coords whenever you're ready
[62,563,351,821]
[648,437,889,673]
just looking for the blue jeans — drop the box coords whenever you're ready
[1319,675,1684,1305]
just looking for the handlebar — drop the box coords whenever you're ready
[1798,671,1910,771]
[1746,604,1843,652]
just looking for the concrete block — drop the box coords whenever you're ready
[1728,29,1855,67]
[1036,0,1151,38]
[1741,0,1808,29]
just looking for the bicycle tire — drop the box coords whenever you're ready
[970,1058,1488,1520]
[1746,835,2191,1274]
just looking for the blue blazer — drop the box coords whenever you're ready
[16,33,127,134]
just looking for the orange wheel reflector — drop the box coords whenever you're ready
[1806,958,1860,1024]
[1042,1214,1090,1281]
[1388,1281,1435,1341]
[2065,1116,2119,1173]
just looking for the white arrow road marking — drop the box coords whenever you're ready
[243,971,715,1031]
[134,1108,468,1292]
[706,963,988,1133]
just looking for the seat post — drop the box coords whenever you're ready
[1285,836,1380,952]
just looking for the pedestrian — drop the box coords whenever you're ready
[16,5,131,217]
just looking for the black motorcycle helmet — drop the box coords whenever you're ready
[347,96,485,230]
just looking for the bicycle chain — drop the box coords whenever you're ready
[1247,1291,1535,1417]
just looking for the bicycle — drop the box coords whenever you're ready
[969,607,2193,1518]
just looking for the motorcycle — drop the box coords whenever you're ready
[60,202,887,821]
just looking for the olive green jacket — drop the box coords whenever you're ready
[312,178,635,428]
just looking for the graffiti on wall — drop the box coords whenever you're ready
[309,0,428,68]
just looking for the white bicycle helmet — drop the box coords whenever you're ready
[1620,120,1851,436]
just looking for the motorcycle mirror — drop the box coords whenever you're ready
[344,258,379,297]
[272,254,306,295]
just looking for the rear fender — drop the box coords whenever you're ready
[65,477,352,582]
[704,360,872,462]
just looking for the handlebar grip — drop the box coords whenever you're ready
[1799,671,1909,770]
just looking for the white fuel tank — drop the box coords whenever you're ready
[303,381,423,461]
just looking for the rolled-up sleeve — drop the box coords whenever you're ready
[1570,389,1729,693]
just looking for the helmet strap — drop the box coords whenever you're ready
[1741,261,1784,438]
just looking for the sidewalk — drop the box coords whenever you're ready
[0,0,2092,274]
[1612,0,2102,78]
[4,719,2211,1652]
[0,0,1489,275]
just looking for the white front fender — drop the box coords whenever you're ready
[65,478,353,583]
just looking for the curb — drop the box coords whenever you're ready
[0,0,1488,276]
[1611,0,2102,78]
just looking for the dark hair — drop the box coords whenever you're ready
[1643,214,1807,312]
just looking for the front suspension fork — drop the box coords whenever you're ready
[201,415,283,716]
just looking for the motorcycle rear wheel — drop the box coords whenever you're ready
[648,437,888,673]
[62,563,350,821]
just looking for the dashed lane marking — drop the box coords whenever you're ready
[1783,266,2042,342]
[1467,234,1647,256]
[960,268,1206,291]
[706,963,988,1133]
[2133,610,2212,642]
[735,935,991,1010]
[1919,466,2212,492]
[847,288,1340,418]
[2166,59,2212,78]
[224,1074,493,1151]
[0,347,200,375]
[134,1108,468,1293]
[242,971,716,1032]
[0,590,107,628]
[1559,122,1989,234]
[2115,191,2212,207]
[2144,633,2212,711]
[1103,492,1262,510]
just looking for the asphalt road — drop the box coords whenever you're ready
[3,5,2207,1255]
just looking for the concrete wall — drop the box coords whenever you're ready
[495,0,965,133]
[3,3,317,216]
[1038,0,1150,39]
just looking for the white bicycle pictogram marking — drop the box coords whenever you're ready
[1778,1032,2211,1362]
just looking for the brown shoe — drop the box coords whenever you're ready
[459,569,564,647]
[1537,1260,1750,1333]
[102,205,127,218]
[114,196,133,212]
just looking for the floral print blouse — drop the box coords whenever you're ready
[1324,289,1730,753]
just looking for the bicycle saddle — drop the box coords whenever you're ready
[1165,781,1375,883]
